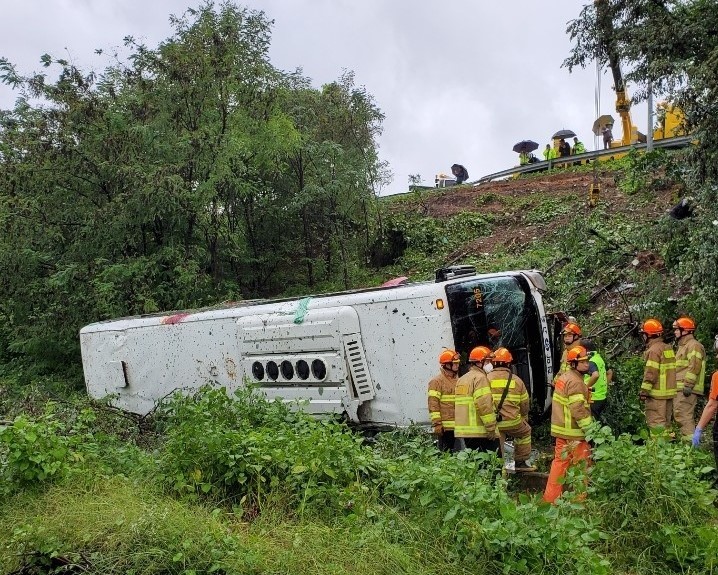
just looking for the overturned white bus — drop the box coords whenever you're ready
[80,266,562,427]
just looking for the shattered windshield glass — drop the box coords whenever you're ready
[445,275,527,353]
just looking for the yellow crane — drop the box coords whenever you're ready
[594,0,685,147]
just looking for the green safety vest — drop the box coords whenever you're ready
[584,352,608,401]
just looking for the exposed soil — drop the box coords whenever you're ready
[393,169,680,257]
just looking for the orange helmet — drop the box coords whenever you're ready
[491,347,513,364]
[439,349,460,365]
[673,317,696,331]
[561,322,582,337]
[469,346,492,363]
[566,345,589,363]
[641,319,663,336]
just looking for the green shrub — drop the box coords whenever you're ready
[587,428,718,572]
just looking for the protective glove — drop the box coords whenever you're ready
[692,427,703,447]
[682,386,693,397]
[432,423,444,436]
[638,391,649,402]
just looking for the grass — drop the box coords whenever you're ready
[0,477,477,575]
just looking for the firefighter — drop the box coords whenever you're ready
[543,345,593,504]
[454,346,500,454]
[428,349,460,452]
[672,317,706,440]
[639,319,677,434]
[557,322,582,377]
[692,335,718,472]
[580,338,613,421]
[487,347,535,471]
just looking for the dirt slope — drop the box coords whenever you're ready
[393,169,679,258]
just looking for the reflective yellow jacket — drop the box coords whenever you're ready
[675,334,706,395]
[427,370,456,429]
[454,367,496,438]
[641,339,677,399]
[487,367,529,430]
[551,369,593,439]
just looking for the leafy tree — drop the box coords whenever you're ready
[0,2,386,373]
[564,0,718,333]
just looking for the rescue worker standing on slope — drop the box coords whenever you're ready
[454,346,500,454]
[672,317,706,440]
[580,338,612,421]
[639,319,677,434]
[557,322,582,378]
[543,345,593,504]
[428,349,460,452]
[487,348,535,471]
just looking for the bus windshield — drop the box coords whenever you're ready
[445,275,542,397]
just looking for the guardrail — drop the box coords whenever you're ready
[475,135,692,183]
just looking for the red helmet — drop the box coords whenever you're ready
[673,317,696,331]
[641,319,663,336]
[566,345,589,363]
[561,322,582,337]
[469,346,492,363]
[439,349,460,365]
[491,347,513,364]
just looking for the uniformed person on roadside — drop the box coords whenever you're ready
[580,338,613,421]
[428,349,460,452]
[543,345,593,503]
[453,346,500,455]
[672,317,706,440]
[639,319,677,434]
[487,348,535,471]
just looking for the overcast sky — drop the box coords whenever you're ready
[0,0,652,193]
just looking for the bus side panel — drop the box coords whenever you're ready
[355,294,452,426]
[81,317,241,415]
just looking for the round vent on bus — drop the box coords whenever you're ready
[251,361,265,381]
[280,360,294,380]
[311,359,327,380]
[266,361,279,381]
[296,360,310,380]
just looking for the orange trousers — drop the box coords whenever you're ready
[542,438,591,504]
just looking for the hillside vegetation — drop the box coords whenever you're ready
[3,1,718,574]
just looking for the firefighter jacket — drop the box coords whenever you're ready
[641,339,677,399]
[675,334,706,395]
[454,367,497,438]
[584,351,608,401]
[487,367,529,430]
[427,370,456,429]
[551,368,593,439]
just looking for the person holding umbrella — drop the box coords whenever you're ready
[602,126,613,149]
[513,140,539,166]
[593,115,615,150]
[558,138,571,158]
[451,164,469,185]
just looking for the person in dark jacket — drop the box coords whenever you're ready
[451,164,469,185]
[558,139,571,158]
